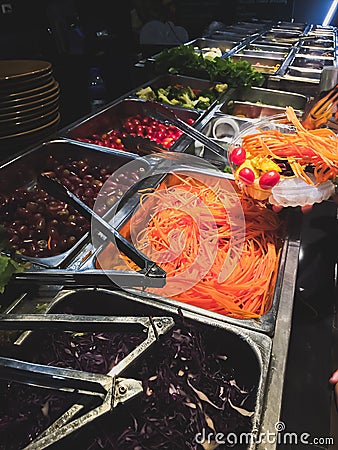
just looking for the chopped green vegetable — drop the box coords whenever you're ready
[177,91,196,109]
[194,96,211,109]
[0,226,28,294]
[136,86,157,101]
[214,83,228,93]
[157,87,173,104]
[0,255,25,294]
[154,45,265,87]
[35,303,48,313]
[135,81,227,110]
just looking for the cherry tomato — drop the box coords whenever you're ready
[259,170,280,190]
[230,146,246,165]
[238,167,255,185]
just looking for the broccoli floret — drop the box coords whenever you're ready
[198,89,217,103]
[167,85,184,99]
[136,86,156,101]
[194,96,211,110]
[157,87,173,104]
[214,83,228,94]
[168,98,181,106]
[179,85,196,100]
[177,92,196,109]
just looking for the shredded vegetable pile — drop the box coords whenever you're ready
[239,106,338,185]
[0,315,257,449]
[97,176,284,319]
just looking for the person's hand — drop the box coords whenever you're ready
[271,190,338,214]
[329,369,338,385]
[271,204,314,214]
[329,370,338,410]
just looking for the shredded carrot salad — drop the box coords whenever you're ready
[238,106,338,185]
[97,176,284,319]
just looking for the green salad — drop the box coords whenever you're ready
[154,45,265,88]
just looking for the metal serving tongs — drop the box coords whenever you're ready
[142,101,229,163]
[0,314,175,449]
[12,174,166,289]
[121,135,168,155]
[301,83,338,130]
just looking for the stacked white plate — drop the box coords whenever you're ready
[0,60,60,152]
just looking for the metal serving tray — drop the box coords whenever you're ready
[126,73,228,113]
[144,37,240,65]
[1,287,272,450]
[0,139,151,268]
[230,54,283,74]
[216,86,308,115]
[273,21,307,31]
[253,37,298,47]
[58,97,201,157]
[267,74,320,96]
[291,55,335,69]
[297,46,335,57]
[237,21,269,31]
[77,166,300,337]
[223,24,261,35]
[239,49,287,59]
[264,29,303,39]
[185,37,238,55]
[248,43,291,54]
[192,85,308,160]
[301,39,334,48]
[207,30,248,42]
[286,66,322,80]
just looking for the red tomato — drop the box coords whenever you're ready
[142,116,151,125]
[238,167,255,185]
[230,147,246,165]
[259,170,280,189]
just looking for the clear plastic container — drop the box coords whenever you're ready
[228,113,336,207]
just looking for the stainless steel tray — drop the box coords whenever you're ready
[185,37,238,55]
[273,22,307,31]
[252,38,297,47]
[291,55,335,69]
[263,30,302,39]
[126,73,228,113]
[248,43,292,53]
[207,30,248,41]
[285,66,322,80]
[267,74,320,96]
[0,139,151,268]
[297,46,335,57]
[58,97,201,157]
[216,86,309,115]
[239,49,287,59]
[193,86,309,158]
[230,54,283,74]
[77,167,300,337]
[26,286,271,450]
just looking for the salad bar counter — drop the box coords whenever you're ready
[0,18,337,450]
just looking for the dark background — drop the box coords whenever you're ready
[1,0,337,127]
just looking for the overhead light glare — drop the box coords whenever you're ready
[322,0,338,26]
